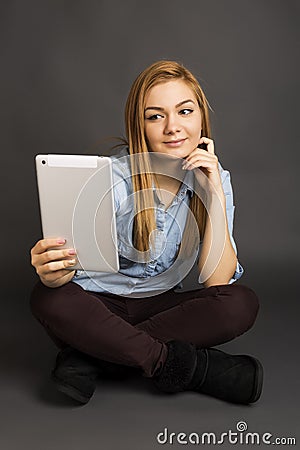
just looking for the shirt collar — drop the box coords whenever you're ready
[180,170,194,198]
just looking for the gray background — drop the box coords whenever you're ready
[0,1,299,449]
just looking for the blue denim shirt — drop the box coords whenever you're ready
[73,148,244,297]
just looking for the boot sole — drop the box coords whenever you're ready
[51,373,93,404]
[248,356,264,403]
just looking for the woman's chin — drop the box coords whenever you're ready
[149,151,184,164]
[154,147,191,160]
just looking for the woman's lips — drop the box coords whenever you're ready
[163,138,186,147]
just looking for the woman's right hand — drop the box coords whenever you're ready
[30,238,77,288]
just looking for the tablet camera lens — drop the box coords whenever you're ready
[42,160,46,165]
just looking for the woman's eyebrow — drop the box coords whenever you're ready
[176,99,196,108]
[144,99,195,112]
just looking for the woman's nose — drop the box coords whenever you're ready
[164,115,181,134]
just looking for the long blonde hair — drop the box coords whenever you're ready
[124,60,212,252]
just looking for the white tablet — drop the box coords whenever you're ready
[35,154,119,273]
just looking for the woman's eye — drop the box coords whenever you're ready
[146,114,163,120]
[180,108,193,115]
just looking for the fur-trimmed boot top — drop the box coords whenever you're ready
[153,340,263,404]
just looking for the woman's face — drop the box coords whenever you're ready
[144,79,202,159]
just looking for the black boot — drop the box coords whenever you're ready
[51,347,133,404]
[153,341,263,404]
[192,348,263,404]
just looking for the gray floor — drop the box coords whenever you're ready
[1,263,299,450]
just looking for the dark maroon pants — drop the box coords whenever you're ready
[30,281,259,378]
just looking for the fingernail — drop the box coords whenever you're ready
[57,239,66,244]
[69,259,76,265]
[68,249,76,255]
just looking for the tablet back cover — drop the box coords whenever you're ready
[35,154,119,273]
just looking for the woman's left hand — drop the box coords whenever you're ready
[182,137,223,194]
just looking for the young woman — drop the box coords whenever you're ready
[30,60,263,405]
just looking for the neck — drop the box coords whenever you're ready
[149,152,186,190]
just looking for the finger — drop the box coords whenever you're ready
[183,155,217,170]
[198,137,215,154]
[184,157,217,171]
[32,238,67,255]
[185,152,216,165]
[184,161,217,171]
[185,148,214,161]
[31,247,76,269]
[39,258,77,275]
[40,248,77,264]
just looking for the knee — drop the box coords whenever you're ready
[29,280,63,323]
[216,284,260,335]
[30,280,86,325]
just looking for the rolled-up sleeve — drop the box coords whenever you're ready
[220,163,244,283]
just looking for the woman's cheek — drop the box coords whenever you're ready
[145,128,155,148]
[187,138,199,153]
